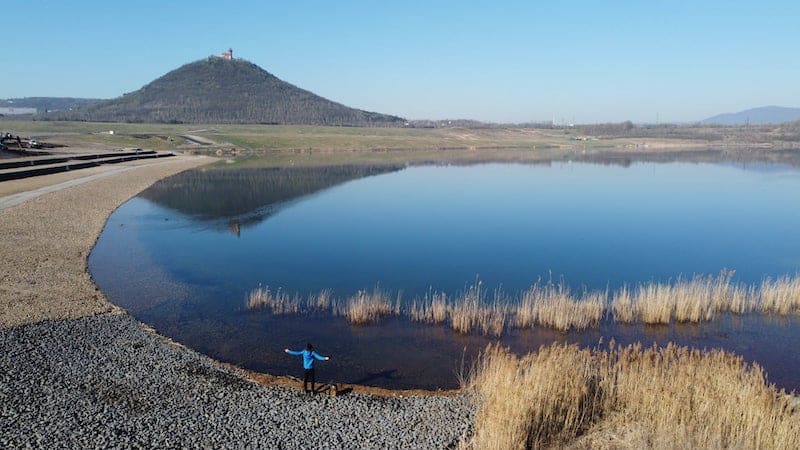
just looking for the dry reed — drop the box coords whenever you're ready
[463,343,800,449]
[309,288,332,311]
[760,275,800,315]
[245,286,301,314]
[246,271,800,336]
[611,285,635,323]
[516,282,605,331]
[479,294,508,338]
[728,283,758,314]
[446,282,509,337]
[409,291,449,324]
[449,296,481,335]
[343,288,393,325]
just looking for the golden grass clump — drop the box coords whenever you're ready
[410,291,449,324]
[246,271,800,335]
[309,288,332,311]
[612,272,736,324]
[760,275,800,315]
[671,276,717,323]
[446,281,509,337]
[449,280,485,335]
[516,282,605,331]
[478,297,508,337]
[636,283,675,324]
[709,268,737,312]
[610,285,635,323]
[728,283,758,314]
[245,286,300,314]
[465,344,601,449]
[344,288,393,325]
[463,342,800,450]
[449,296,481,335]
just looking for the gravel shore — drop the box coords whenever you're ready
[0,156,213,327]
[1,314,473,449]
[0,157,475,448]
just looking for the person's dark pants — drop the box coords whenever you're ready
[303,368,316,393]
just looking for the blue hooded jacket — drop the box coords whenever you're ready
[286,349,328,369]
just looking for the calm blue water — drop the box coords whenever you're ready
[90,162,800,389]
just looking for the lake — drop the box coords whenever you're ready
[89,160,800,390]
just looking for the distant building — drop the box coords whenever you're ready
[220,48,233,60]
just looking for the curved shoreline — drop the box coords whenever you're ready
[3,153,799,448]
[0,155,473,448]
[0,155,462,395]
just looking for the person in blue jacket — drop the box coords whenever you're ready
[284,343,330,394]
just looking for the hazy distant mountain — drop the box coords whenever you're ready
[701,106,800,125]
[1,97,102,114]
[47,57,404,126]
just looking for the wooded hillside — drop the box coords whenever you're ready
[48,57,404,126]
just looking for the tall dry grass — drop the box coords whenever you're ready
[343,288,393,325]
[728,283,758,314]
[611,271,800,324]
[516,282,605,331]
[463,343,800,450]
[246,271,800,336]
[309,288,332,311]
[409,291,449,324]
[449,291,482,335]
[246,286,301,314]
[760,275,800,315]
[465,344,600,449]
[246,286,334,315]
[610,285,635,323]
[611,271,730,324]
[412,281,509,337]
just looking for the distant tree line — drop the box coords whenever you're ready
[1,97,102,112]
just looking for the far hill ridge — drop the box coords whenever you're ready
[701,106,800,125]
[48,56,404,126]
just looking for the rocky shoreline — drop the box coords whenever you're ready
[1,314,473,449]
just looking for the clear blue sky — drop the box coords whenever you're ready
[4,1,799,123]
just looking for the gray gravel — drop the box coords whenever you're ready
[1,313,474,449]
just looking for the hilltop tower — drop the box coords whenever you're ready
[220,48,233,60]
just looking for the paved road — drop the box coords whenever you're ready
[0,157,202,211]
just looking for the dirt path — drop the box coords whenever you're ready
[180,134,218,146]
[0,155,213,327]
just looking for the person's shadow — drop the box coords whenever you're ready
[351,369,398,385]
[316,382,353,396]
[313,370,399,397]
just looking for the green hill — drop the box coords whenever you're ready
[49,57,404,126]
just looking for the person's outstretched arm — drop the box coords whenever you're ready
[311,351,330,361]
[285,348,303,356]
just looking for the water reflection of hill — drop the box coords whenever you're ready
[140,150,799,226]
[140,165,402,221]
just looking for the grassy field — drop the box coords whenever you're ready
[0,119,747,159]
[4,119,799,170]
